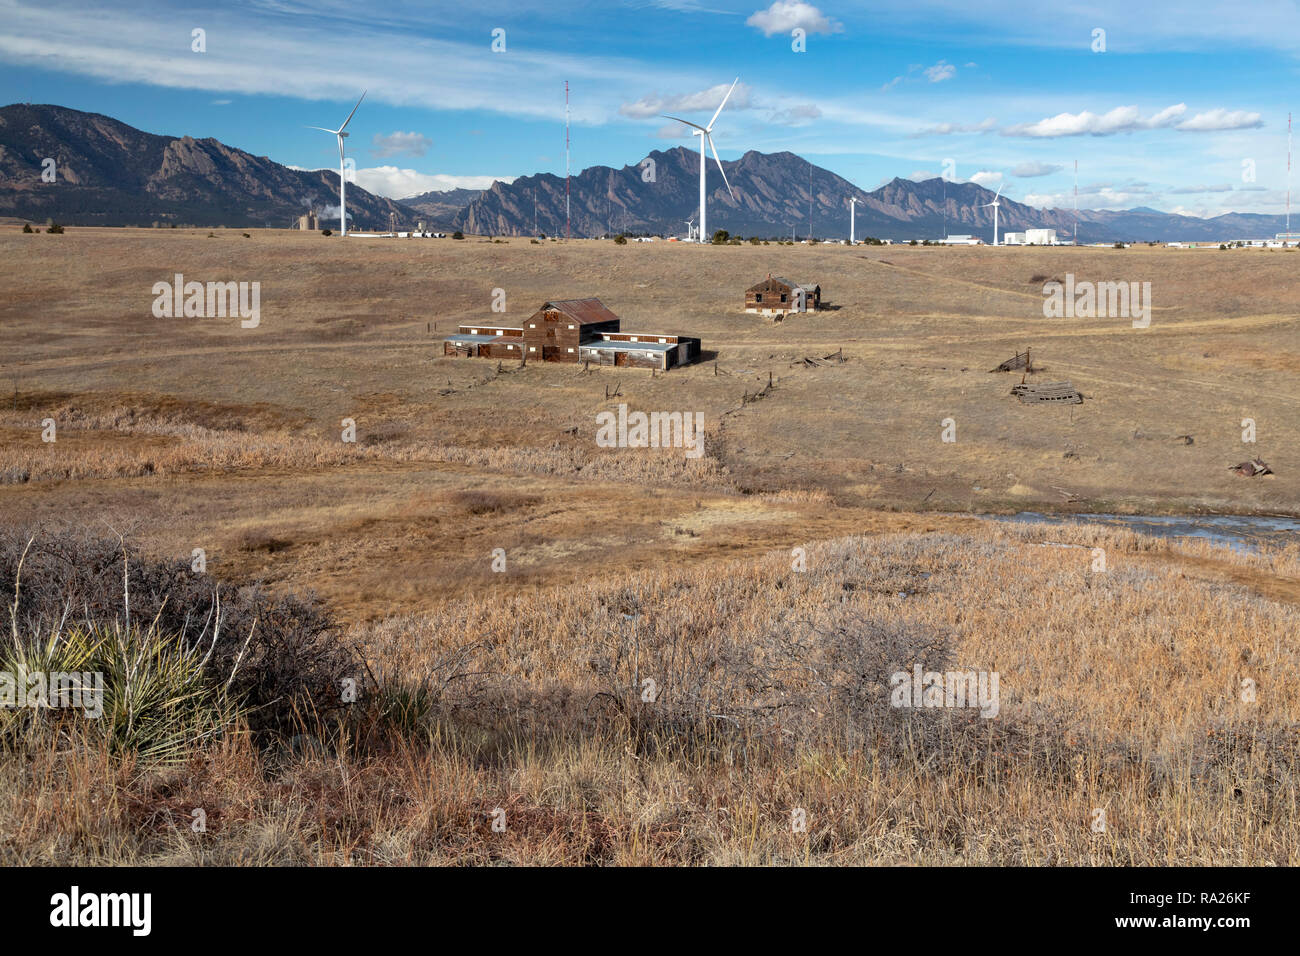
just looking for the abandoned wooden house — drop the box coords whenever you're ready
[745,275,821,315]
[442,297,700,370]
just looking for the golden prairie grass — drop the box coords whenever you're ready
[2,526,1295,865]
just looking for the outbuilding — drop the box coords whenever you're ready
[745,275,821,315]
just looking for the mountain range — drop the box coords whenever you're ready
[1,104,1290,242]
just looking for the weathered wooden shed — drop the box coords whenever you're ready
[579,331,702,370]
[745,275,821,315]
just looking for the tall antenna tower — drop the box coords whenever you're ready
[808,161,813,241]
[1073,160,1078,245]
[565,81,571,240]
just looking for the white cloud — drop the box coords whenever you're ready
[1002,103,1264,138]
[1176,108,1263,131]
[908,169,936,181]
[1003,104,1185,137]
[969,170,1003,187]
[351,166,513,199]
[371,131,432,158]
[1011,161,1062,177]
[746,2,842,36]
[620,81,755,119]
[924,60,956,82]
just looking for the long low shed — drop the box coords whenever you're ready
[443,333,525,358]
[578,338,700,370]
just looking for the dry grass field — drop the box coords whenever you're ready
[0,227,1297,865]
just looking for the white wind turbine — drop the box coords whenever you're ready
[663,78,738,244]
[684,216,697,241]
[308,90,366,236]
[849,197,858,244]
[982,182,1003,246]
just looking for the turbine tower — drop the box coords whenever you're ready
[662,77,738,244]
[307,90,366,236]
[982,183,1003,246]
[849,197,858,244]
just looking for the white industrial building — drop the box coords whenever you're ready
[1001,228,1058,245]
[939,234,983,245]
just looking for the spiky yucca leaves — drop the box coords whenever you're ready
[1,622,244,764]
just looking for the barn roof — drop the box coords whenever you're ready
[445,333,505,344]
[579,341,676,353]
[539,298,621,325]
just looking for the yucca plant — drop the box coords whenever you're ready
[2,621,245,764]
[93,620,245,764]
[4,536,248,763]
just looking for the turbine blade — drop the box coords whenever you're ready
[708,135,733,198]
[707,77,739,131]
[339,90,366,133]
[662,114,706,131]
[993,182,1004,200]
[306,126,340,134]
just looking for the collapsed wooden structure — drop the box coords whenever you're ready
[991,349,1033,373]
[1011,381,1083,405]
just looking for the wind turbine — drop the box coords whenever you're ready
[849,197,858,244]
[308,90,366,236]
[684,215,697,241]
[982,182,1003,246]
[663,78,738,244]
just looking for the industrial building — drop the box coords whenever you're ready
[442,298,700,371]
[744,275,822,315]
[1002,229,1058,245]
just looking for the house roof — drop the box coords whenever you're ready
[746,276,819,293]
[538,297,621,325]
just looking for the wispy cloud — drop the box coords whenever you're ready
[620,81,755,119]
[371,131,432,158]
[768,103,822,126]
[911,117,996,136]
[1010,161,1062,177]
[924,60,956,82]
[1168,183,1235,193]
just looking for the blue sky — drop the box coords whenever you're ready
[1,0,1297,216]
